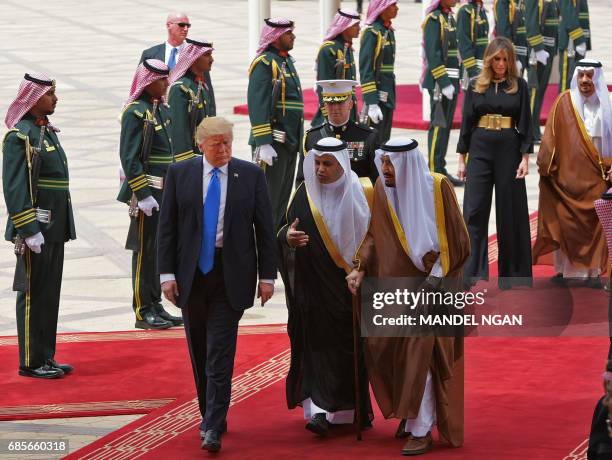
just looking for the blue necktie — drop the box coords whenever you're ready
[199,168,221,274]
[168,47,178,70]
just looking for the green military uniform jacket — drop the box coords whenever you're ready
[117,95,173,204]
[167,70,216,161]
[494,0,528,67]
[359,19,396,109]
[247,46,304,148]
[315,36,358,122]
[3,115,76,243]
[526,0,560,53]
[422,7,460,91]
[558,0,590,51]
[304,121,379,183]
[456,1,489,78]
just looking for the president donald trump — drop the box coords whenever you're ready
[157,116,277,452]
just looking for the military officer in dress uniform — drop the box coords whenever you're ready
[494,0,528,75]
[359,0,398,144]
[248,18,304,231]
[456,0,489,83]
[3,73,76,379]
[118,59,182,329]
[168,38,215,160]
[422,0,463,186]
[525,0,559,143]
[299,80,378,184]
[311,8,361,127]
[558,0,590,92]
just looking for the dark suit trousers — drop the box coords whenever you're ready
[183,252,243,431]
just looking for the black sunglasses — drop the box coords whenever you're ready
[172,22,191,28]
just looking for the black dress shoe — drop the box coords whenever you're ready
[47,359,74,374]
[445,174,464,187]
[200,420,227,439]
[550,273,567,286]
[135,311,172,330]
[585,276,603,289]
[19,364,64,379]
[201,430,221,452]
[153,303,184,326]
[305,413,329,437]
[395,419,409,438]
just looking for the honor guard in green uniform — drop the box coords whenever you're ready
[118,59,183,330]
[311,9,361,127]
[359,0,398,144]
[299,80,379,184]
[422,0,463,186]
[3,73,76,379]
[167,38,215,160]
[248,18,304,231]
[525,0,559,142]
[456,0,489,83]
[558,0,590,92]
[494,0,528,74]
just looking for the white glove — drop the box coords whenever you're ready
[138,196,159,217]
[535,49,549,65]
[516,60,523,73]
[257,144,277,166]
[575,42,587,57]
[25,232,44,254]
[119,165,126,186]
[441,84,455,100]
[368,104,384,124]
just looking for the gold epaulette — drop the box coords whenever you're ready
[318,40,336,53]
[2,128,21,144]
[248,55,271,76]
[120,101,143,121]
[422,11,440,29]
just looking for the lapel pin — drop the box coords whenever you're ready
[234,173,239,178]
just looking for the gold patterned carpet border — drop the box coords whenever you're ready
[0,324,287,347]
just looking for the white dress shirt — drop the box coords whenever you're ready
[164,42,184,66]
[160,156,273,286]
[582,94,603,153]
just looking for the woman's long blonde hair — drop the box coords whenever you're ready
[474,37,519,94]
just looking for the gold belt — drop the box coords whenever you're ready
[477,114,513,130]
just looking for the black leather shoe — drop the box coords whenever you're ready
[305,413,329,437]
[395,419,409,438]
[550,273,566,286]
[445,174,464,187]
[200,420,227,439]
[135,311,172,330]
[201,430,221,452]
[153,303,184,326]
[19,364,64,379]
[47,359,74,374]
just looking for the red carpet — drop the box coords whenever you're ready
[65,337,605,459]
[233,84,612,130]
[0,325,287,420]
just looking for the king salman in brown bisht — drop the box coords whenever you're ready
[349,137,470,456]
[278,137,374,437]
[533,59,612,287]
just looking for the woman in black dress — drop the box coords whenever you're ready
[457,37,533,289]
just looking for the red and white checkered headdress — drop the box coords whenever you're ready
[168,38,214,86]
[256,18,294,55]
[5,73,55,129]
[124,59,169,108]
[324,9,360,42]
[365,0,397,25]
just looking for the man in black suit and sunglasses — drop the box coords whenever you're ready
[140,12,191,70]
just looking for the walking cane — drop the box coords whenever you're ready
[352,288,363,441]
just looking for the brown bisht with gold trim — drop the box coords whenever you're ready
[278,180,374,424]
[533,91,610,272]
[355,174,470,447]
